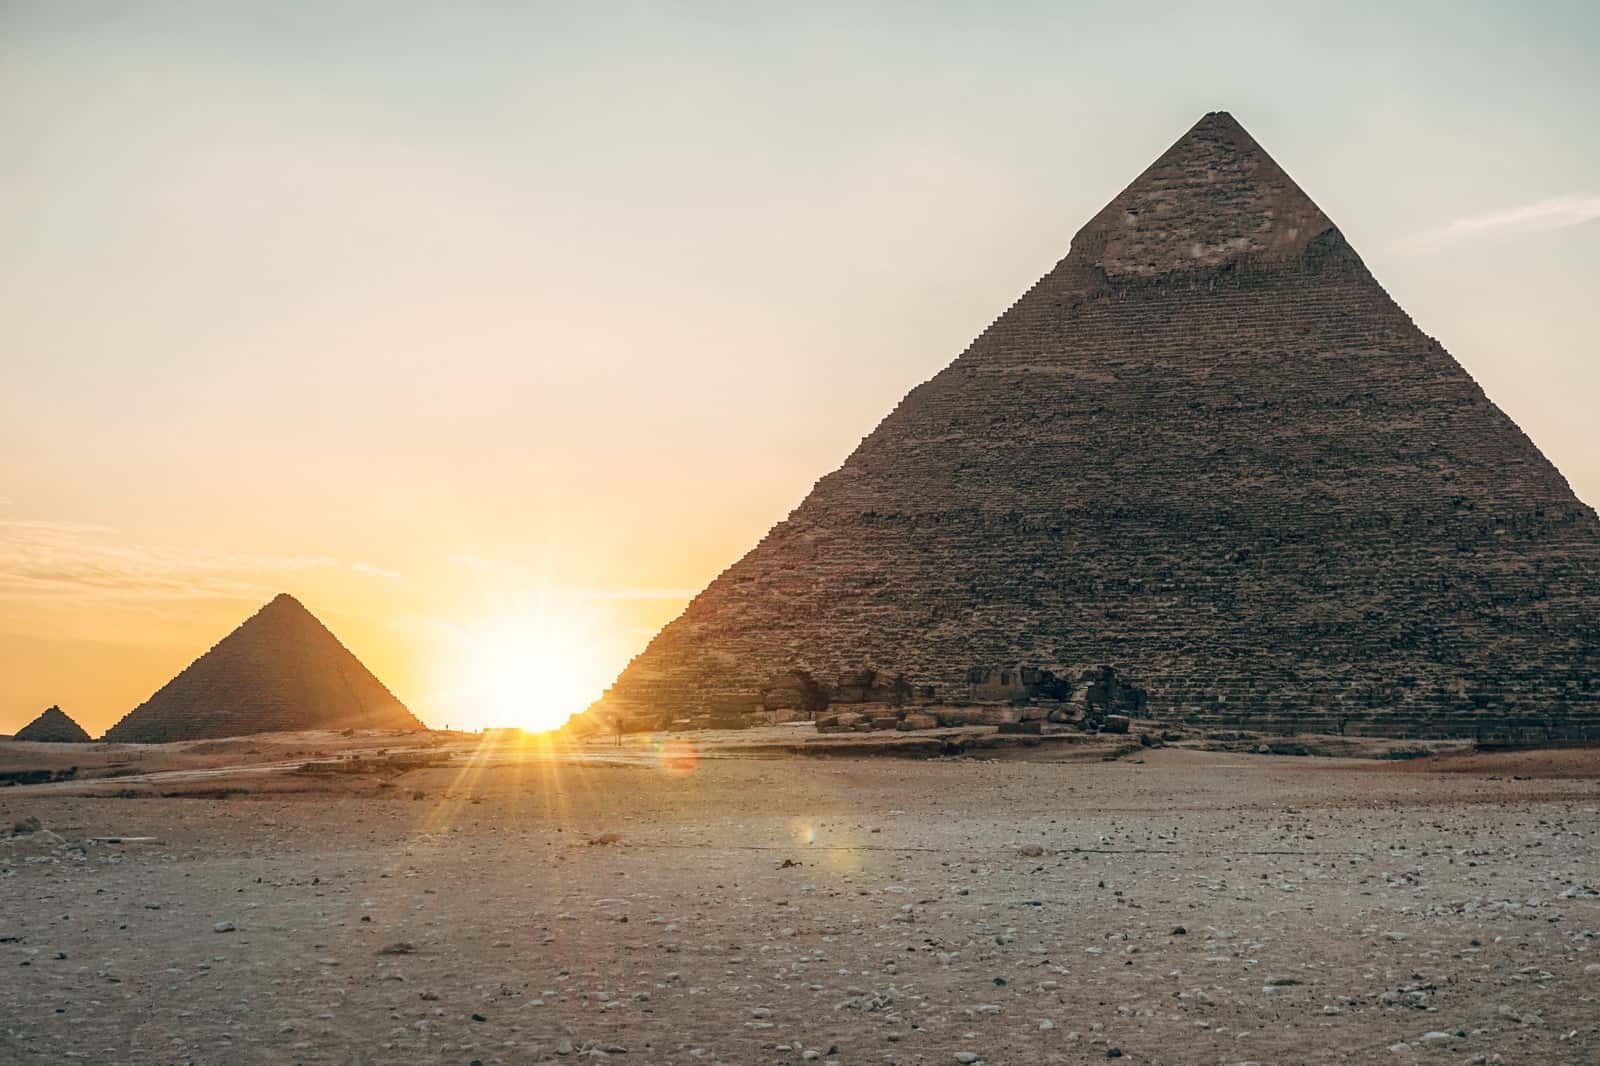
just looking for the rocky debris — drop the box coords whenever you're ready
[14,705,92,743]
[816,712,869,734]
[102,593,422,743]
[1078,668,1147,735]
[997,719,1044,735]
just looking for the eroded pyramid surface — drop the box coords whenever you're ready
[103,594,423,743]
[589,112,1600,740]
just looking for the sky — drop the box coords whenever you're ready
[3,2,1597,736]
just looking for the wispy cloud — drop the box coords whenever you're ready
[1395,194,1600,252]
[0,518,338,605]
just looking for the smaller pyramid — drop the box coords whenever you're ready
[14,705,92,743]
[103,594,424,743]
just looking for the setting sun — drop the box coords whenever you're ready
[436,610,612,733]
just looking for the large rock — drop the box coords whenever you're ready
[933,706,1024,728]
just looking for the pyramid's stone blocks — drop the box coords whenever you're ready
[581,113,1600,742]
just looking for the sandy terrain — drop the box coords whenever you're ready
[1,733,1596,1064]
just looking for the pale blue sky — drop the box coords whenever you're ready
[2,2,1597,730]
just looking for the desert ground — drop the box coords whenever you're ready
[1,729,1596,1065]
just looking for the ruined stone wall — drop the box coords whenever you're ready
[588,113,1600,741]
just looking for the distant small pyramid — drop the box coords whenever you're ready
[103,594,424,743]
[15,705,92,743]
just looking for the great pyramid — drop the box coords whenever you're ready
[14,705,92,743]
[586,111,1600,742]
[103,593,423,743]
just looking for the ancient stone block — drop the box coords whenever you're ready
[816,711,867,734]
[933,706,1024,728]
[997,719,1044,735]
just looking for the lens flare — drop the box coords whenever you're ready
[658,738,699,777]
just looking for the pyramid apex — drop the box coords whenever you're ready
[260,592,311,617]
[1066,110,1340,281]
